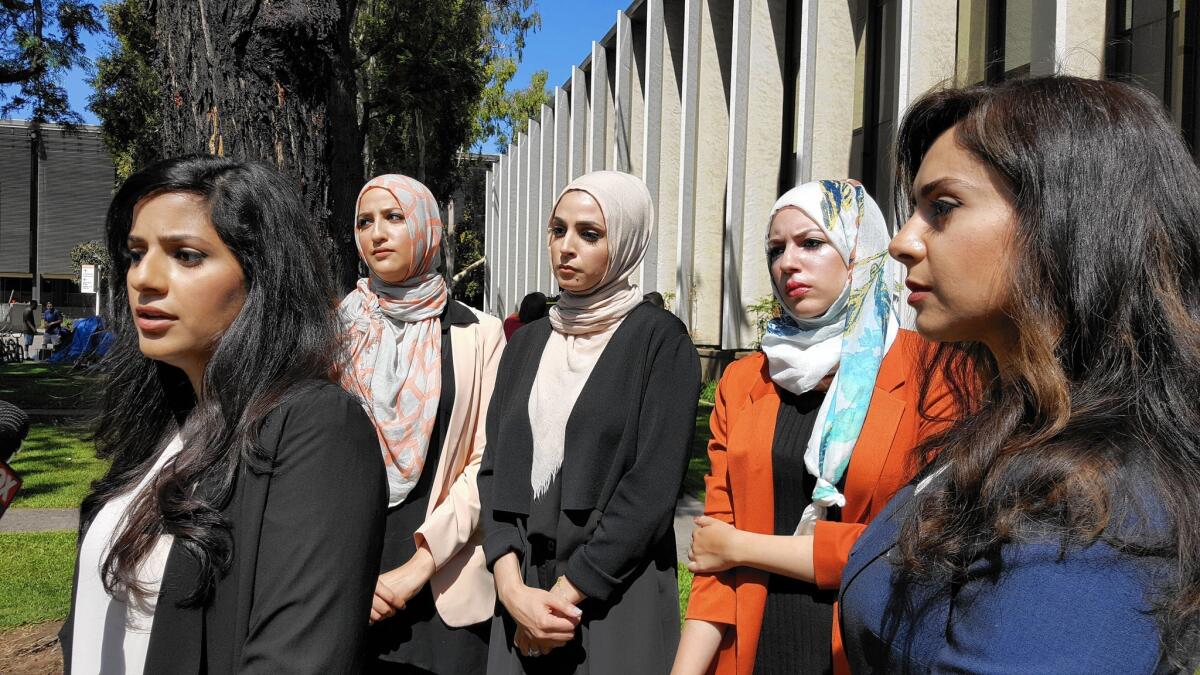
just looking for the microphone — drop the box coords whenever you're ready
[0,400,29,518]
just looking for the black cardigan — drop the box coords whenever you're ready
[478,302,701,601]
[60,381,386,674]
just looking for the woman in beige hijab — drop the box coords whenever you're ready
[478,170,701,673]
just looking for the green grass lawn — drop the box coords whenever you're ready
[0,362,103,410]
[678,563,694,623]
[0,531,77,629]
[683,402,714,502]
[8,420,107,509]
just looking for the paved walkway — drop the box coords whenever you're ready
[0,508,78,533]
[673,494,704,562]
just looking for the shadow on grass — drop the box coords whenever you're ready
[8,421,107,510]
[0,362,105,411]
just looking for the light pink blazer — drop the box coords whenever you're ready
[412,307,505,627]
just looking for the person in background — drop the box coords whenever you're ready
[504,292,549,340]
[22,300,37,360]
[672,180,953,675]
[339,174,504,673]
[643,291,665,310]
[839,75,1200,672]
[479,170,700,674]
[60,156,385,674]
[43,301,64,348]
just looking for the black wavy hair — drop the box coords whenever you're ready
[893,76,1200,668]
[82,155,341,605]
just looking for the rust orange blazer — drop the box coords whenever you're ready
[684,329,954,675]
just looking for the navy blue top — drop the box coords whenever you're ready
[838,482,1166,673]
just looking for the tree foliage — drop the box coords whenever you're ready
[0,0,103,124]
[88,0,158,179]
[85,0,546,298]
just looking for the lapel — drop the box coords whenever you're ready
[840,340,909,525]
[428,321,478,512]
[839,483,913,599]
[144,540,205,674]
[728,362,780,535]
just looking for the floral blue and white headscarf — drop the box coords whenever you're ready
[760,179,904,534]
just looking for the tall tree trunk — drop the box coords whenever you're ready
[155,0,363,291]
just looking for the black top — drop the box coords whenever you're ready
[372,300,489,667]
[754,388,838,675]
[478,302,702,601]
[22,308,35,334]
[60,382,386,674]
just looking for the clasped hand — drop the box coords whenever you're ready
[370,545,436,624]
[502,576,584,658]
[686,516,743,573]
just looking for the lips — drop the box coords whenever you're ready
[905,279,932,305]
[371,247,395,258]
[784,278,812,299]
[134,306,178,333]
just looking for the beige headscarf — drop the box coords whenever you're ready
[547,171,654,335]
[529,171,654,497]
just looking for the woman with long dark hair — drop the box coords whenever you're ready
[479,170,701,673]
[339,174,504,673]
[838,75,1200,671]
[60,156,386,674]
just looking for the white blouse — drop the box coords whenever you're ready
[71,434,182,675]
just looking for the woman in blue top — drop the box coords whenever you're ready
[838,75,1200,672]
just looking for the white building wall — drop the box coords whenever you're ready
[484,0,1129,347]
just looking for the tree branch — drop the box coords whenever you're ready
[451,256,484,287]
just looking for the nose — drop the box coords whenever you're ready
[888,215,926,268]
[557,229,577,259]
[127,250,167,298]
[369,218,389,246]
[777,243,804,274]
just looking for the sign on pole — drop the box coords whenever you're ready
[80,264,96,294]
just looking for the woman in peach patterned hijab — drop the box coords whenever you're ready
[339,174,506,672]
[340,174,447,507]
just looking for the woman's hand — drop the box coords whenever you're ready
[494,553,581,656]
[369,544,436,624]
[687,516,744,573]
[499,582,581,647]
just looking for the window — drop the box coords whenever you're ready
[1108,0,1200,160]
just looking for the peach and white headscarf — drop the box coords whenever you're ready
[338,174,447,507]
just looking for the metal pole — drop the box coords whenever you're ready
[28,124,40,303]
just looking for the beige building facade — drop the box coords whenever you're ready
[484,0,1199,349]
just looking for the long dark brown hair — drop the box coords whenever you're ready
[82,156,341,605]
[894,76,1200,667]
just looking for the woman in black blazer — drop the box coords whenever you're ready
[60,156,385,674]
[478,171,701,674]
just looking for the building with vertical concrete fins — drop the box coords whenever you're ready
[483,0,1199,350]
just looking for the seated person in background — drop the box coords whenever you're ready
[503,291,548,340]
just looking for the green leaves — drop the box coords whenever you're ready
[0,0,103,124]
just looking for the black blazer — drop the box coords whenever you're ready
[478,302,701,601]
[61,381,386,674]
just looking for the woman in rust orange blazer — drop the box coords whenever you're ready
[671,181,953,675]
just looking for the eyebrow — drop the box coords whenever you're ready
[550,217,605,229]
[916,177,974,199]
[126,233,210,246]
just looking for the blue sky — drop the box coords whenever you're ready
[5,0,629,153]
